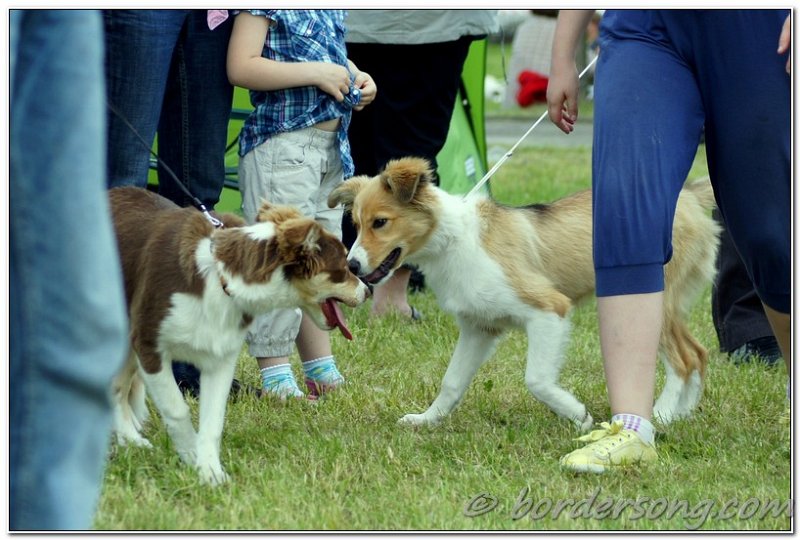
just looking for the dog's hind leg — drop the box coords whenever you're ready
[195,358,237,485]
[653,318,707,424]
[138,353,198,467]
[399,318,502,427]
[524,310,593,432]
[653,356,683,424]
[112,351,152,448]
[128,372,149,432]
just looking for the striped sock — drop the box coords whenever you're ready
[612,413,655,446]
[302,355,344,387]
[260,363,304,399]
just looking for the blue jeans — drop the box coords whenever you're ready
[10,10,128,530]
[104,9,234,208]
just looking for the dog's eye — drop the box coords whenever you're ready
[372,218,388,229]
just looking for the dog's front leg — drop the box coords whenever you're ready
[195,359,237,486]
[524,310,593,432]
[399,319,501,427]
[139,358,198,466]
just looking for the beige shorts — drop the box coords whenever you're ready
[239,127,345,358]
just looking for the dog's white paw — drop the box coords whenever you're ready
[398,413,440,427]
[116,431,153,449]
[197,462,230,486]
[653,406,680,425]
[176,448,198,467]
[576,411,594,433]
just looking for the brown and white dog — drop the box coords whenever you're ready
[109,187,369,484]
[328,157,720,431]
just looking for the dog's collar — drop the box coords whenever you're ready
[209,239,232,298]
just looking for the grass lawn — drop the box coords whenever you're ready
[95,143,791,532]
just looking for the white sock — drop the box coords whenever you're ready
[612,413,655,446]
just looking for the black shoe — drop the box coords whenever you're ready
[729,336,782,367]
[173,361,201,399]
[172,361,260,399]
[409,268,426,292]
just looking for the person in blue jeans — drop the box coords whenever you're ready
[104,9,236,397]
[10,10,129,530]
[547,9,790,473]
[104,9,233,208]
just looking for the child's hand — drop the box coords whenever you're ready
[352,70,376,111]
[313,62,353,102]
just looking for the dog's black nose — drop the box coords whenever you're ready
[348,259,361,276]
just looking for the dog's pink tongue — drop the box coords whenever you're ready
[323,299,352,340]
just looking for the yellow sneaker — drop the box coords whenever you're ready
[560,420,658,473]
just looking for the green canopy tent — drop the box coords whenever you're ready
[150,38,489,212]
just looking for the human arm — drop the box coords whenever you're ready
[546,9,596,134]
[226,12,352,101]
[778,14,791,74]
[347,59,376,111]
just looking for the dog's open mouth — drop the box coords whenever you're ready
[362,248,402,285]
[321,298,352,340]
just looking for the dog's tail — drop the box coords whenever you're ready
[683,176,716,210]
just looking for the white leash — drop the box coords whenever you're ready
[464,56,598,200]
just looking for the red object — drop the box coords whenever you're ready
[516,70,549,107]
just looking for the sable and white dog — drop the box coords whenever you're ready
[328,157,720,431]
[109,187,369,484]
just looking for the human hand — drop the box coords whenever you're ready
[778,15,791,74]
[313,62,352,102]
[546,58,581,134]
[351,70,376,111]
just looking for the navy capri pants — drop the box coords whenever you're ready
[592,9,790,313]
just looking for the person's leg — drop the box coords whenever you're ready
[560,11,705,472]
[593,30,703,416]
[103,9,187,188]
[157,10,234,209]
[240,129,346,398]
[598,293,662,419]
[692,10,791,370]
[153,11,236,394]
[10,10,128,529]
[370,267,415,318]
[346,39,473,318]
[300,132,349,395]
[711,209,780,365]
[239,145,305,399]
[763,305,791,373]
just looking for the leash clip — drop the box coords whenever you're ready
[197,203,224,229]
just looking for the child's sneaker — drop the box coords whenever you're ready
[303,356,344,398]
[560,420,658,473]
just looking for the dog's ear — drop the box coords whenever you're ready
[328,176,368,209]
[277,218,323,278]
[380,157,435,203]
[257,200,303,224]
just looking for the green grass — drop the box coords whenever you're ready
[95,145,791,531]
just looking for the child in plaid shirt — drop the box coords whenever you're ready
[228,9,376,399]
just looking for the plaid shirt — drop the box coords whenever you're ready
[237,10,356,177]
